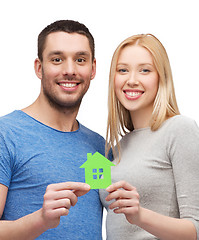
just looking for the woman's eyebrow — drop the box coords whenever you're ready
[117,63,128,66]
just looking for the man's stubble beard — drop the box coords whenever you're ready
[42,85,83,113]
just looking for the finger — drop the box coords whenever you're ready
[60,198,71,209]
[109,198,138,210]
[106,189,139,202]
[47,182,90,192]
[106,189,130,201]
[46,198,72,210]
[106,181,135,193]
[49,207,70,218]
[44,189,78,206]
[73,187,90,197]
[113,206,139,215]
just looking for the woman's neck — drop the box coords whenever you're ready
[130,107,153,130]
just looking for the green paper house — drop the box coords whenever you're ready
[80,152,115,189]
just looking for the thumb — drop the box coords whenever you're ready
[73,184,90,197]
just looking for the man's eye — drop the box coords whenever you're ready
[52,58,62,63]
[76,58,85,63]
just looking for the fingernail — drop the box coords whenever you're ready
[105,196,110,201]
[85,184,91,189]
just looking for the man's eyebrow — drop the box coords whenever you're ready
[47,51,63,57]
[75,51,90,57]
[47,51,91,58]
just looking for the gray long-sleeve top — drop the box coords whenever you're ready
[100,115,199,239]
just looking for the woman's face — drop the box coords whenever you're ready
[114,44,159,124]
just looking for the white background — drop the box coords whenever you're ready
[1,0,199,238]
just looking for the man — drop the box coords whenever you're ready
[0,20,105,239]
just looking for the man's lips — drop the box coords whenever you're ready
[59,82,79,88]
[58,81,80,91]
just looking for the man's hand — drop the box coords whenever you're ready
[41,182,90,229]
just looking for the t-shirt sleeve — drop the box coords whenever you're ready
[168,117,199,239]
[0,133,12,187]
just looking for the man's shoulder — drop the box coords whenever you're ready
[0,110,31,136]
[79,123,106,153]
[79,123,104,140]
[0,111,20,127]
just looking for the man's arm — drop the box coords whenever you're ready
[0,184,7,217]
[0,182,90,240]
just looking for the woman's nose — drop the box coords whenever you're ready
[127,72,139,86]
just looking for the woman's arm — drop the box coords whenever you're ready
[138,207,196,240]
[106,181,197,240]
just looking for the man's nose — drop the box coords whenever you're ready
[62,59,77,77]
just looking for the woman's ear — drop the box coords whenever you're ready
[34,58,42,80]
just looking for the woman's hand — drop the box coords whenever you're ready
[105,180,140,224]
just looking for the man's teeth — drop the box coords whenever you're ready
[126,91,142,97]
[60,83,77,88]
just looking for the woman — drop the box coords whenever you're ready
[100,34,199,239]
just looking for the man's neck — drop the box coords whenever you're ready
[22,97,79,132]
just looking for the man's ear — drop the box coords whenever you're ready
[34,58,42,80]
[90,58,96,80]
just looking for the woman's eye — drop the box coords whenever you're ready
[118,69,127,73]
[141,69,150,73]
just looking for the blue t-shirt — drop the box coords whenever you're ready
[0,110,105,239]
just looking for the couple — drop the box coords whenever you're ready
[0,20,198,240]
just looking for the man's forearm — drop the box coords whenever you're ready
[0,209,48,240]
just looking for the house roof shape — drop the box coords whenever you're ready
[80,152,115,169]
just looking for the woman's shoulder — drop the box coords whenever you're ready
[159,115,199,141]
[163,115,198,130]
[120,115,199,145]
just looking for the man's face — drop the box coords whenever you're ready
[35,31,96,110]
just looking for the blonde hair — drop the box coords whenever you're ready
[106,34,180,161]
